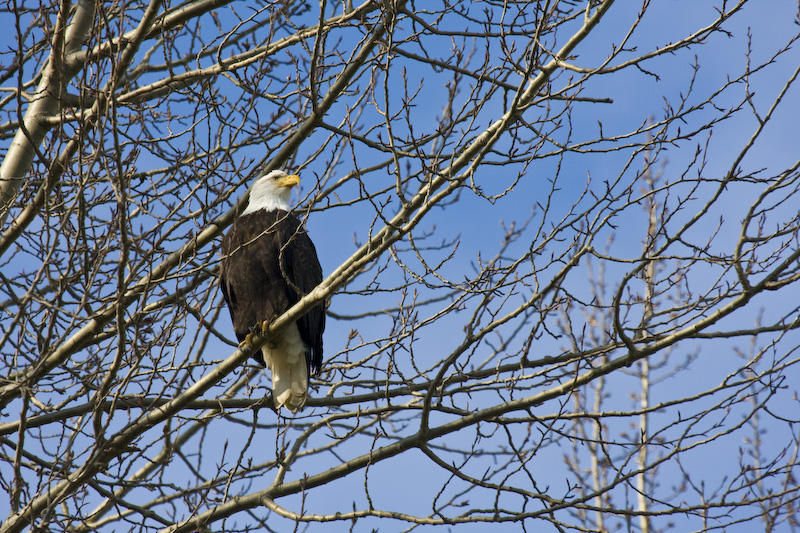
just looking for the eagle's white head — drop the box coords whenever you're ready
[243,170,301,214]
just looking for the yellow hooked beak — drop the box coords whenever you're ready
[278,174,300,188]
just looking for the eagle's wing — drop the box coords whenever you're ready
[219,269,244,343]
[220,211,289,360]
[281,223,325,375]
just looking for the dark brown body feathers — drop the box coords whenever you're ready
[219,209,324,375]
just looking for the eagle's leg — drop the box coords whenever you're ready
[239,320,276,350]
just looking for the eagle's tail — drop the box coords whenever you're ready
[262,324,309,413]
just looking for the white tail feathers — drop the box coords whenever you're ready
[261,323,309,413]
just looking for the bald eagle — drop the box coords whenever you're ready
[219,170,325,412]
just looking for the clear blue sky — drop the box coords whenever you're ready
[1,1,799,531]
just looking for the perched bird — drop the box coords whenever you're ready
[219,170,325,412]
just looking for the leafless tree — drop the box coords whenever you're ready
[1,1,799,532]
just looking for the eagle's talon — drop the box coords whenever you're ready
[239,332,255,350]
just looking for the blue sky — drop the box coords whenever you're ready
[1,1,799,531]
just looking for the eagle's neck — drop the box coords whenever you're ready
[242,191,290,215]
